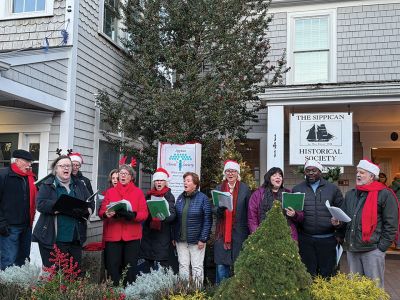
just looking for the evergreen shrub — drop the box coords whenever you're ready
[214,200,312,299]
[310,273,389,300]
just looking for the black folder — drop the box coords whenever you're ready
[53,194,89,219]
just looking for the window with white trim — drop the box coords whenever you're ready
[287,10,336,84]
[99,0,128,47]
[0,0,53,20]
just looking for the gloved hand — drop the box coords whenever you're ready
[217,206,227,218]
[0,225,9,237]
[116,210,137,221]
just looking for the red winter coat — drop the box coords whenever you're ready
[99,182,148,242]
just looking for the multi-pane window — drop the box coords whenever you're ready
[13,0,45,13]
[288,10,336,84]
[103,0,120,42]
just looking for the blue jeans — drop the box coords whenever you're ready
[0,225,31,270]
[216,264,231,284]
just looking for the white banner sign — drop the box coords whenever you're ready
[290,112,353,165]
[157,142,202,200]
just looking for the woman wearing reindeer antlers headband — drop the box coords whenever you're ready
[32,150,94,269]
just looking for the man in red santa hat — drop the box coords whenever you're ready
[334,159,399,288]
[69,152,94,195]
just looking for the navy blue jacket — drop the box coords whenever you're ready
[32,175,93,246]
[174,190,212,245]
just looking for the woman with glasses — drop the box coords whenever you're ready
[32,155,93,267]
[214,160,251,284]
[248,167,303,241]
[98,164,148,286]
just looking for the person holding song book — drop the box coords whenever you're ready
[214,160,251,284]
[293,160,344,278]
[248,167,304,241]
[32,154,93,268]
[99,163,148,286]
[140,168,176,272]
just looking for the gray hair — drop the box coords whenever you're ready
[119,164,136,178]
[51,155,71,175]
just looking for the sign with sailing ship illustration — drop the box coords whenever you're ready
[290,112,353,165]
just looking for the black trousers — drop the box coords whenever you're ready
[39,241,82,268]
[105,240,140,286]
[298,233,337,278]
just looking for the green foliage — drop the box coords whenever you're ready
[310,273,389,300]
[292,166,341,183]
[96,0,288,186]
[0,282,32,299]
[214,201,312,300]
[217,138,257,190]
[167,290,210,300]
[30,246,125,300]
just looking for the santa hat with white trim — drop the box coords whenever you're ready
[152,167,170,182]
[223,160,241,174]
[68,152,83,164]
[357,159,380,178]
[304,160,323,172]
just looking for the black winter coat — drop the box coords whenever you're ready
[139,189,176,261]
[32,175,93,246]
[74,171,94,195]
[292,178,343,235]
[214,181,251,266]
[341,188,399,252]
[0,167,31,227]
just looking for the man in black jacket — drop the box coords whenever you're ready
[0,149,36,270]
[334,159,399,288]
[293,160,343,278]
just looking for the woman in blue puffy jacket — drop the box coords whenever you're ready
[173,172,212,286]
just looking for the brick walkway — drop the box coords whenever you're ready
[340,252,400,300]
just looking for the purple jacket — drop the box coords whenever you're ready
[247,187,304,241]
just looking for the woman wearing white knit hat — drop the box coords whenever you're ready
[214,160,251,284]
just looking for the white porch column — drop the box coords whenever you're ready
[267,105,285,172]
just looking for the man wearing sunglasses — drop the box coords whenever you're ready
[293,160,343,278]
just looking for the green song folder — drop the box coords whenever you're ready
[147,196,170,220]
[282,192,305,211]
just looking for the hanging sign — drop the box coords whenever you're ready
[157,142,202,200]
[290,112,353,165]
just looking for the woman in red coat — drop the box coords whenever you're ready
[99,164,148,286]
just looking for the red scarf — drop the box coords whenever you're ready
[147,186,170,197]
[11,163,37,227]
[216,180,239,250]
[356,181,396,242]
[115,181,135,199]
[146,186,170,230]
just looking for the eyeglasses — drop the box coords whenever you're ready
[57,164,72,169]
[119,172,131,176]
[225,169,238,174]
